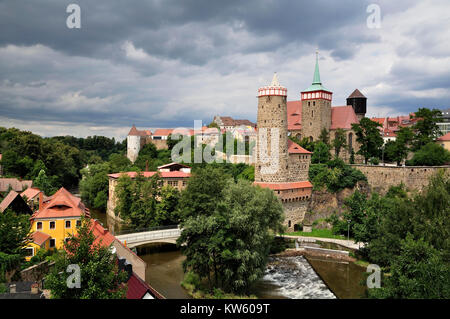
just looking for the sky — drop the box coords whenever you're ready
[0,0,449,140]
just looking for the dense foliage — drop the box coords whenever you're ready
[44,218,128,299]
[407,142,450,166]
[114,172,181,228]
[329,171,450,298]
[351,118,383,164]
[0,127,125,190]
[177,166,284,295]
[309,158,367,193]
[0,209,31,281]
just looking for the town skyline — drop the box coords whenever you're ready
[1,0,449,140]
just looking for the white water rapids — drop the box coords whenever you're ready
[260,256,336,299]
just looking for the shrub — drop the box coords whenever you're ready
[408,142,450,166]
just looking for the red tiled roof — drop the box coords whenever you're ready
[21,188,41,201]
[288,139,312,154]
[287,101,302,130]
[437,132,450,141]
[108,171,190,179]
[153,129,174,136]
[254,181,313,191]
[128,125,152,137]
[172,128,194,136]
[126,273,151,299]
[157,162,190,170]
[31,231,51,246]
[90,219,116,247]
[331,106,359,130]
[31,187,90,220]
[0,190,19,212]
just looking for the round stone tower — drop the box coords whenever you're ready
[255,73,290,183]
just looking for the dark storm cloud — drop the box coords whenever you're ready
[0,0,449,138]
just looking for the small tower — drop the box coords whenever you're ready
[301,52,332,141]
[347,89,367,121]
[255,73,289,183]
[127,125,141,163]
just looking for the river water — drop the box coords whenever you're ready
[92,210,367,299]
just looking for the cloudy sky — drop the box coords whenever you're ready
[0,0,449,140]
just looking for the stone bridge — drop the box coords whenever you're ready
[115,226,181,248]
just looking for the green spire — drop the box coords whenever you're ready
[312,51,321,85]
[303,51,329,93]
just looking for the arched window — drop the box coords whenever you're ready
[348,132,353,150]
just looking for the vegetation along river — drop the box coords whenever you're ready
[92,209,367,299]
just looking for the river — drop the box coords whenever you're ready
[91,209,367,299]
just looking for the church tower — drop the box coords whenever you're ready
[301,52,332,141]
[255,73,289,183]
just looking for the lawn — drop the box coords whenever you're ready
[284,228,347,240]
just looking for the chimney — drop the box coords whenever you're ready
[39,191,43,211]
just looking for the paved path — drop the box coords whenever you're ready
[281,235,364,250]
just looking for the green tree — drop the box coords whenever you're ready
[156,186,181,225]
[319,128,330,146]
[0,209,31,256]
[115,172,162,228]
[384,127,414,165]
[411,108,443,151]
[332,128,347,158]
[44,218,128,299]
[369,235,450,299]
[311,141,330,164]
[79,163,110,211]
[177,168,284,294]
[33,169,58,196]
[351,118,383,164]
[408,142,450,166]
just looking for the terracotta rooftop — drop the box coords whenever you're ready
[254,181,313,191]
[437,132,450,141]
[89,219,116,247]
[31,231,51,246]
[330,106,359,130]
[21,188,41,201]
[217,116,256,128]
[153,129,174,136]
[287,101,302,130]
[128,125,152,137]
[31,187,90,220]
[108,171,191,179]
[288,139,312,154]
[0,190,19,212]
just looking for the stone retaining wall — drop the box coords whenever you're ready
[351,165,450,195]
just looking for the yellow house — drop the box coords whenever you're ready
[436,132,450,152]
[25,187,90,261]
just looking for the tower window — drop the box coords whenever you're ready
[312,110,314,117]
[313,101,316,106]
[308,101,310,106]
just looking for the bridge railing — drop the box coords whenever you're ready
[114,224,179,236]
[116,228,181,245]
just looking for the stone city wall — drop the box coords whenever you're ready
[351,165,450,195]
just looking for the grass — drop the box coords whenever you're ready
[284,228,346,240]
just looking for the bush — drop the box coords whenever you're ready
[408,142,450,166]
[309,159,367,193]
[369,157,380,165]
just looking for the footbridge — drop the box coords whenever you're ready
[115,225,181,248]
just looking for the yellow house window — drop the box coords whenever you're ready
[65,220,71,229]
[76,220,81,227]
[37,222,42,230]
[49,239,56,248]
[25,247,34,257]
[49,221,56,229]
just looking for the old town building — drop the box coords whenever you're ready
[106,162,191,221]
[254,73,313,231]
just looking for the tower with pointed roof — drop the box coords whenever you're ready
[301,52,333,141]
[347,89,367,121]
[255,74,313,231]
